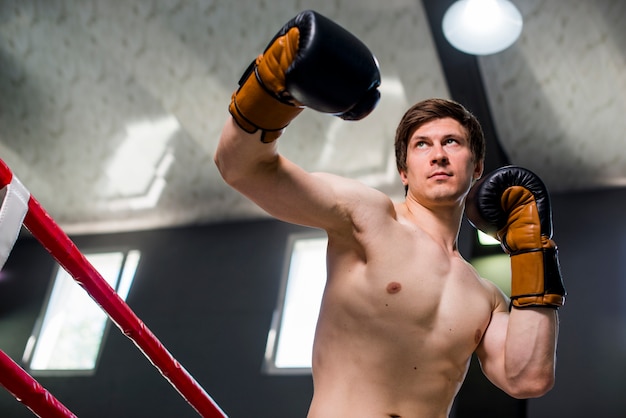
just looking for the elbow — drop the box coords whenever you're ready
[213,141,278,189]
[213,150,240,187]
[506,372,555,399]
[213,152,228,181]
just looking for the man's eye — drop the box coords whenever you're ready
[445,138,458,145]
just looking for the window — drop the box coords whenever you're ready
[264,233,327,374]
[477,230,500,246]
[471,253,511,296]
[472,231,511,295]
[23,250,141,375]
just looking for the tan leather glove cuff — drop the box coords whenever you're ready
[229,66,304,143]
[510,248,565,309]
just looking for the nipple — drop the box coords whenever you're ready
[474,329,483,344]
[386,281,402,294]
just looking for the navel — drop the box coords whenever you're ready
[386,281,402,294]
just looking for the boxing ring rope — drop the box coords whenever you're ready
[0,158,227,418]
[0,350,76,418]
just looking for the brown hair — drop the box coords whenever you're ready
[394,98,485,176]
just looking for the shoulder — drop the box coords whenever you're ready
[478,276,510,314]
[314,172,397,216]
[475,278,510,357]
[313,172,399,237]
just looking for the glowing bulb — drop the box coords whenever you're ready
[443,0,523,55]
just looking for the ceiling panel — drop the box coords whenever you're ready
[479,0,626,191]
[0,0,623,235]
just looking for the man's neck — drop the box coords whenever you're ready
[400,197,464,253]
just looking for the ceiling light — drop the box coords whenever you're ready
[442,0,523,55]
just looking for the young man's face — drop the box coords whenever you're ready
[400,117,483,207]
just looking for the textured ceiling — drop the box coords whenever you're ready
[479,0,626,191]
[0,0,624,235]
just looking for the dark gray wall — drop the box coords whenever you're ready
[0,187,625,417]
[528,188,626,418]
[0,220,314,418]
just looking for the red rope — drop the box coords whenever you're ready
[0,159,227,417]
[0,350,76,418]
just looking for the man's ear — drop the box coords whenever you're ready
[399,169,408,186]
[473,160,484,181]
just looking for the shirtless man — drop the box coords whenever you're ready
[214,11,565,418]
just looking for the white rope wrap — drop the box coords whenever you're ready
[0,175,30,270]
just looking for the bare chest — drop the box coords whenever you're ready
[324,229,494,354]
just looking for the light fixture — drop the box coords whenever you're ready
[442,0,523,55]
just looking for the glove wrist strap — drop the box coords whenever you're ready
[510,246,565,309]
[229,67,304,143]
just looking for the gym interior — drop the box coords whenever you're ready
[0,1,624,417]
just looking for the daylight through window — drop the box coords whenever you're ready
[264,234,327,374]
[23,250,141,375]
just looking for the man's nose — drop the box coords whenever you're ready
[431,145,449,164]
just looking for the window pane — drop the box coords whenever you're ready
[117,250,141,300]
[471,253,511,296]
[267,236,327,372]
[26,251,140,373]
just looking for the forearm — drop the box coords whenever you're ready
[504,307,559,397]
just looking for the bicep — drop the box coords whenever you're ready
[239,159,346,229]
[216,119,344,229]
[475,285,510,391]
[236,155,385,232]
[476,287,559,398]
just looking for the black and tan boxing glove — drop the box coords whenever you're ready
[466,166,566,309]
[229,10,381,143]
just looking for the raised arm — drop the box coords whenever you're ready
[467,166,566,398]
[216,119,349,229]
[214,10,381,230]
